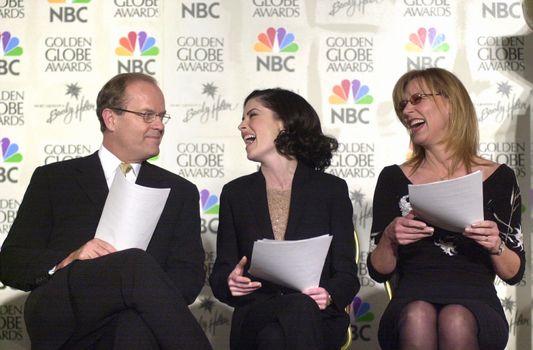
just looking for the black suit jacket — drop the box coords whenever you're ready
[0,151,204,303]
[209,163,359,342]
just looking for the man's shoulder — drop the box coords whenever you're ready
[35,153,97,173]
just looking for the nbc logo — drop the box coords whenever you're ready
[200,189,219,234]
[405,27,449,70]
[329,79,373,124]
[255,27,298,72]
[200,189,219,215]
[0,31,22,76]
[49,0,91,23]
[0,137,22,183]
[350,297,374,342]
[116,31,159,75]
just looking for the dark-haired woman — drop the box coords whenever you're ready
[209,88,359,350]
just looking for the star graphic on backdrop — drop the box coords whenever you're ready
[199,297,214,313]
[496,81,512,98]
[202,82,218,99]
[350,189,365,208]
[65,83,82,99]
[500,296,515,313]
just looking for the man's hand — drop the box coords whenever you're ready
[56,238,117,270]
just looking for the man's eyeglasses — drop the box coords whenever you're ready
[398,93,442,111]
[110,107,171,124]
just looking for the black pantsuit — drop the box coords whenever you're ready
[209,163,360,350]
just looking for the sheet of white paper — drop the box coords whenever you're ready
[248,234,332,291]
[408,170,483,232]
[95,171,170,250]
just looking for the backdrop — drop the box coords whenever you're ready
[0,1,532,349]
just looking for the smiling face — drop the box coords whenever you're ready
[238,97,285,164]
[102,80,165,163]
[401,78,450,148]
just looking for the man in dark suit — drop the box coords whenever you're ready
[0,73,212,350]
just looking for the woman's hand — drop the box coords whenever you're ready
[463,220,501,253]
[302,287,331,310]
[227,256,262,296]
[383,212,434,245]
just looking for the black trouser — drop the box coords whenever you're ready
[25,249,212,350]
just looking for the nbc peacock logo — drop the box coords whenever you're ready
[200,189,219,215]
[0,32,23,57]
[116,31,159,56]
[350,296,374,342]
[1,138,23,163]
[329,79,373,124]
[0,137,22,183]
[116,31,159,75]
[405,27,449,70]
[329,79,374,105]
[405,27,449,53]
[254,27,299,53]
[255,27,298,72]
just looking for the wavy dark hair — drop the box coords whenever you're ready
[244,88,338,171]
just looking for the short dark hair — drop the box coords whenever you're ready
[244,88,338,171]
[96,73,158,132]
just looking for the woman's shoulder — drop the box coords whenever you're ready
[474,158,516,182]
[222,171,262,192]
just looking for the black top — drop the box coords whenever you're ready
[368,164,525,310]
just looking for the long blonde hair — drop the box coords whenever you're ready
[392,68,480,174]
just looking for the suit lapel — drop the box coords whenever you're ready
[246,171,275,240]
[73,152,108,210]
[136,161,166,188]
[285,163,312,240]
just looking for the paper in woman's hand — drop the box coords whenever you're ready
[248,234,332,292]
[408,171,483,232]
[95,171,170,250]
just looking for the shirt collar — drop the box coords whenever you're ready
[98,145,141,187]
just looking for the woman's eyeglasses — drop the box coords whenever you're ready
[398,93,441,111]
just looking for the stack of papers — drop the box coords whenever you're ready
[95,171,170,250]
[408,170,483,232]
[248,234,332,291]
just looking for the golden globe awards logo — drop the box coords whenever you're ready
[0,303,24,341]
[325,36,374,73]
[176,37,224,72]
[0,90,24,127]
[402,0,451,17]
[251,0,300,17]
[43,144,92,164]
[0,0,25,19]
[44,37,93,72]
[479,142,526,177]
[113,0,160,18]
[476,36,524,72]
[328,143,375,178]
[0,198,19,237]
[176,143,224,178]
